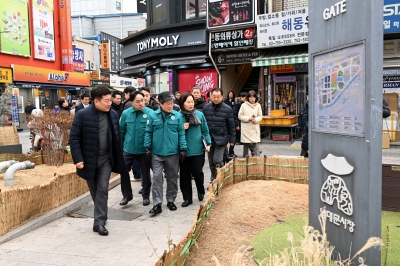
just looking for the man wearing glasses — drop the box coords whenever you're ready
[144,92,187,215]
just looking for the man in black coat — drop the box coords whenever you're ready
[232,92,247,143]
[203,88,236,181]
[192,87,207,111]
[111,91,123,119]
[70,85,128,236]
[74,93,91,113]
[25,101,36,116]
[140,87,160,111]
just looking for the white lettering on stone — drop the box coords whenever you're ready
[159,37,167,46]
[151,38,158,48]
[323,0,346,21]
[172,35,179,45]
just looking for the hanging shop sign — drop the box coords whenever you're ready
[100,41,111,70]
[211,28,255,50]
[110,76,139,88]
[12,65,90,86]
[384,0,400,34]
[207,0,254,30]
[216,50,259,65]
[0,67,13,83]
[72,47,85,72]
[122,29,206,57]
[33,0,55,61]
[178,69,218,97]
[270,63,309,73]
[0,0,31,57]
[100,32,128,72]
[257,7,309,48]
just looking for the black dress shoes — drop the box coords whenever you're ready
[149,204,162,215]
[119,196,133,206]
[143,199,150,206]
[181,200,193,207]
[198,194,204,201]
[93,225,108,236]
[139,188,143,194]
[167,202,177,211]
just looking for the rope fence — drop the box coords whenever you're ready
[155,155,309,266]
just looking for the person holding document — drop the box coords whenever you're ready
[178,92,212,207]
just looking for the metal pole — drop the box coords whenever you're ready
[208,32,221,88]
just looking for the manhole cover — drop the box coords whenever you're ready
[71,205,142,221]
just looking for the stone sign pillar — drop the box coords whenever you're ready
[308,0,383,264]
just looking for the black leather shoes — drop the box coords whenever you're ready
[198,194,204,201]
[143,199,150,206]
[139,189,143,194]
[93,225,108,236]
[119,196,133,206]
[181,200,193,207]
[167,202,177,211]
[149,204,162,215]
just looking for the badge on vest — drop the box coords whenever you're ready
[171,116,175,120]
[143,114,147,119]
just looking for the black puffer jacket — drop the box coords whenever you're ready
[232,102,243,127]
[383,99,391,119]
[203,102,236,146]
[148,97,160,111]
[195,96,207,111]
[70,105,127,181]
[111,102,123,119]
[301,101,309,151]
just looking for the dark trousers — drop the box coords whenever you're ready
[208,145,225,181]
[179,154,205,201]
[121,152,151,199]
[86,155,112,226]
[132,160,141,179]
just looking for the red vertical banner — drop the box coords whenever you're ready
[59,0,73,71]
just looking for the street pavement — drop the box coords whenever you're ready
[0,131,398,266]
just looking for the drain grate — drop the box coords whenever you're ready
[70,205,142,221]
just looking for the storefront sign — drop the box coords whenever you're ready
[383,68,400,95]
[207,0,254,29]
[59,0,73,71]
[137,0,147,13]
[323,0,346,21]
[216,50,259,64]
[110,76,139,88]
[13,65,90,86]
[178,69,218,97]
[0,67,13,83]
[257,7,309,48]
[384,0,400,33]
[122,29,206,57]
[33,0,55,61]
[73,48,85,72]
[100,32,128,72]
[100,41,111,70]
[0,0,31,57]
[90,80,110,86]
[211,28,255,50]
[270,63,309,73]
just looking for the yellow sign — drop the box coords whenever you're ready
[0,67,13,83]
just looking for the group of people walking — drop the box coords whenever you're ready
[70,85,263,236]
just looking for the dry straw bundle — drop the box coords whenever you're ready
[0,126,19,146]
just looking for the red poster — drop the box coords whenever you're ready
[178,69,218,99]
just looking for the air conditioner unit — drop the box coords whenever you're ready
[89,61,96,70]
[84,61,90,70]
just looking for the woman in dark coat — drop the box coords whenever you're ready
[223,91,236,108]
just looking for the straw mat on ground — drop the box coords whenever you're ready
[185,180,308,266]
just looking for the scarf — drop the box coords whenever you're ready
[181,108,201,125]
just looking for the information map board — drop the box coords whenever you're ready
[313,44,365,136]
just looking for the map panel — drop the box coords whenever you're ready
[313,44,365,136]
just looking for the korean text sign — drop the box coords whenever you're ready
[384,0,400,34]
[207,0,254,29]
[0,0,31,57]
[33,0,55,61]
[100,42,111,70]
[72,48,84,72]
[256,7,309,48]
[211,28,255,50]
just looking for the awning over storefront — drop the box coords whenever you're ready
[160,55,207,66]
[252,46,308,67]
[119,61,158,76]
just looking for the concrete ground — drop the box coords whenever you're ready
[0,130,398,265]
